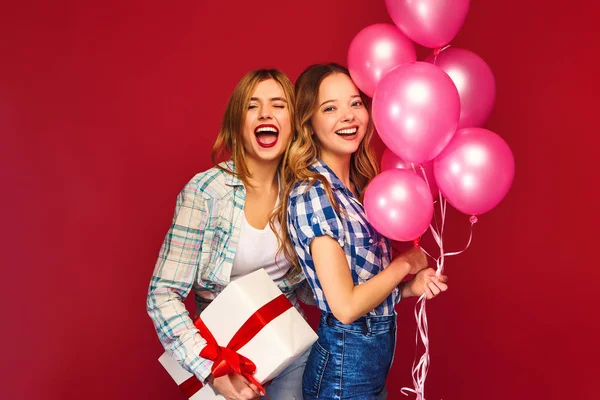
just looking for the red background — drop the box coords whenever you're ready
[2,1,598,399]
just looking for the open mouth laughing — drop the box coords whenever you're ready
[254,124,279,148]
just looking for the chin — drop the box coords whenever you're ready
[345,144,361,154]
[254,149,284,162]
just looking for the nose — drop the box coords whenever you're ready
[341,107,355,123]
[258,105,273,120]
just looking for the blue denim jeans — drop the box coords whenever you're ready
[302,312,397,400]
[262,348,310,399]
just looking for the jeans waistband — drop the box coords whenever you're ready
[321,311,396,335]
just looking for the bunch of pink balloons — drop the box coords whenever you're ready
[352,0,514,241]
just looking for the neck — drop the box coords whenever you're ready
[244,157,280,192]
[321,152,353,190]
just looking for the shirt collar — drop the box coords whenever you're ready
[223,159,286,193]
[222,160,244,187]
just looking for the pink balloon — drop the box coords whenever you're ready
[380,147,439,198]
[372,61,460,163]
[425,48,496,129]
[364,169,434,242]
[433,128,515,216]
[385,0,470,48]
[348,23,416,98]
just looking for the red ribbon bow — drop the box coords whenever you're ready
[179,293,292,398]
[195,316,264,392]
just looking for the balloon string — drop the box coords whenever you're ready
[403,164,476,400]
[412,164,475,271]
[400,292,429,400]
[410,163,441,234]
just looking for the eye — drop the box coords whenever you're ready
[248,104,258,110]
[323,106,335,112]
[273,103,286,109]
[351,100,363,107]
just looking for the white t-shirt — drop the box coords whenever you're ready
[230,211,291,281]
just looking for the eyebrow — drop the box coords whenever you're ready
[319,95,361,108]
[250,97,288,103]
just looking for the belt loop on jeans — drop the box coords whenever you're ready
[365,316,372,336]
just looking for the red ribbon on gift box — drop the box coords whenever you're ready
[179,293,292,398]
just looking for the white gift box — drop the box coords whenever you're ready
[159,268,318,399]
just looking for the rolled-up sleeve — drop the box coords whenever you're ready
[289,183,345,251]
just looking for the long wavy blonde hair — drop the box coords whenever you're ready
[276,63,379,268]
[211,69,296,269]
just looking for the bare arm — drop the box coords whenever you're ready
[310,236,425,324]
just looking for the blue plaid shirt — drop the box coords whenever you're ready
[287,159,399,316]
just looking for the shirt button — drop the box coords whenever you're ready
[312,217,318,223]
[369,239,373,244]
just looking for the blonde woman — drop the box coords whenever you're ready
[281,63,448,399]
[147,69,312,400]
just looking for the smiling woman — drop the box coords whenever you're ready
[146,69,314,400]
[280,63,449,399]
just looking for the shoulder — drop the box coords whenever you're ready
[290,178,327,200]
[183,164,233,201]
[288,178,336,215]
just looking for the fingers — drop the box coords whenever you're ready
[237,377,262,399]
[214,374,263,400]
[227,386,261,400]
[245,382,264,397]
[425,284,434,299]
[432,276,448,291]
[425,274,448,299]
[425,271,448,283]
[239,385,262,399]
[427,281,441,297]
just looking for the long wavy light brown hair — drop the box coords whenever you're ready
[211,69,296,188]
[211,69,296,268]
[276,63,379,268]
